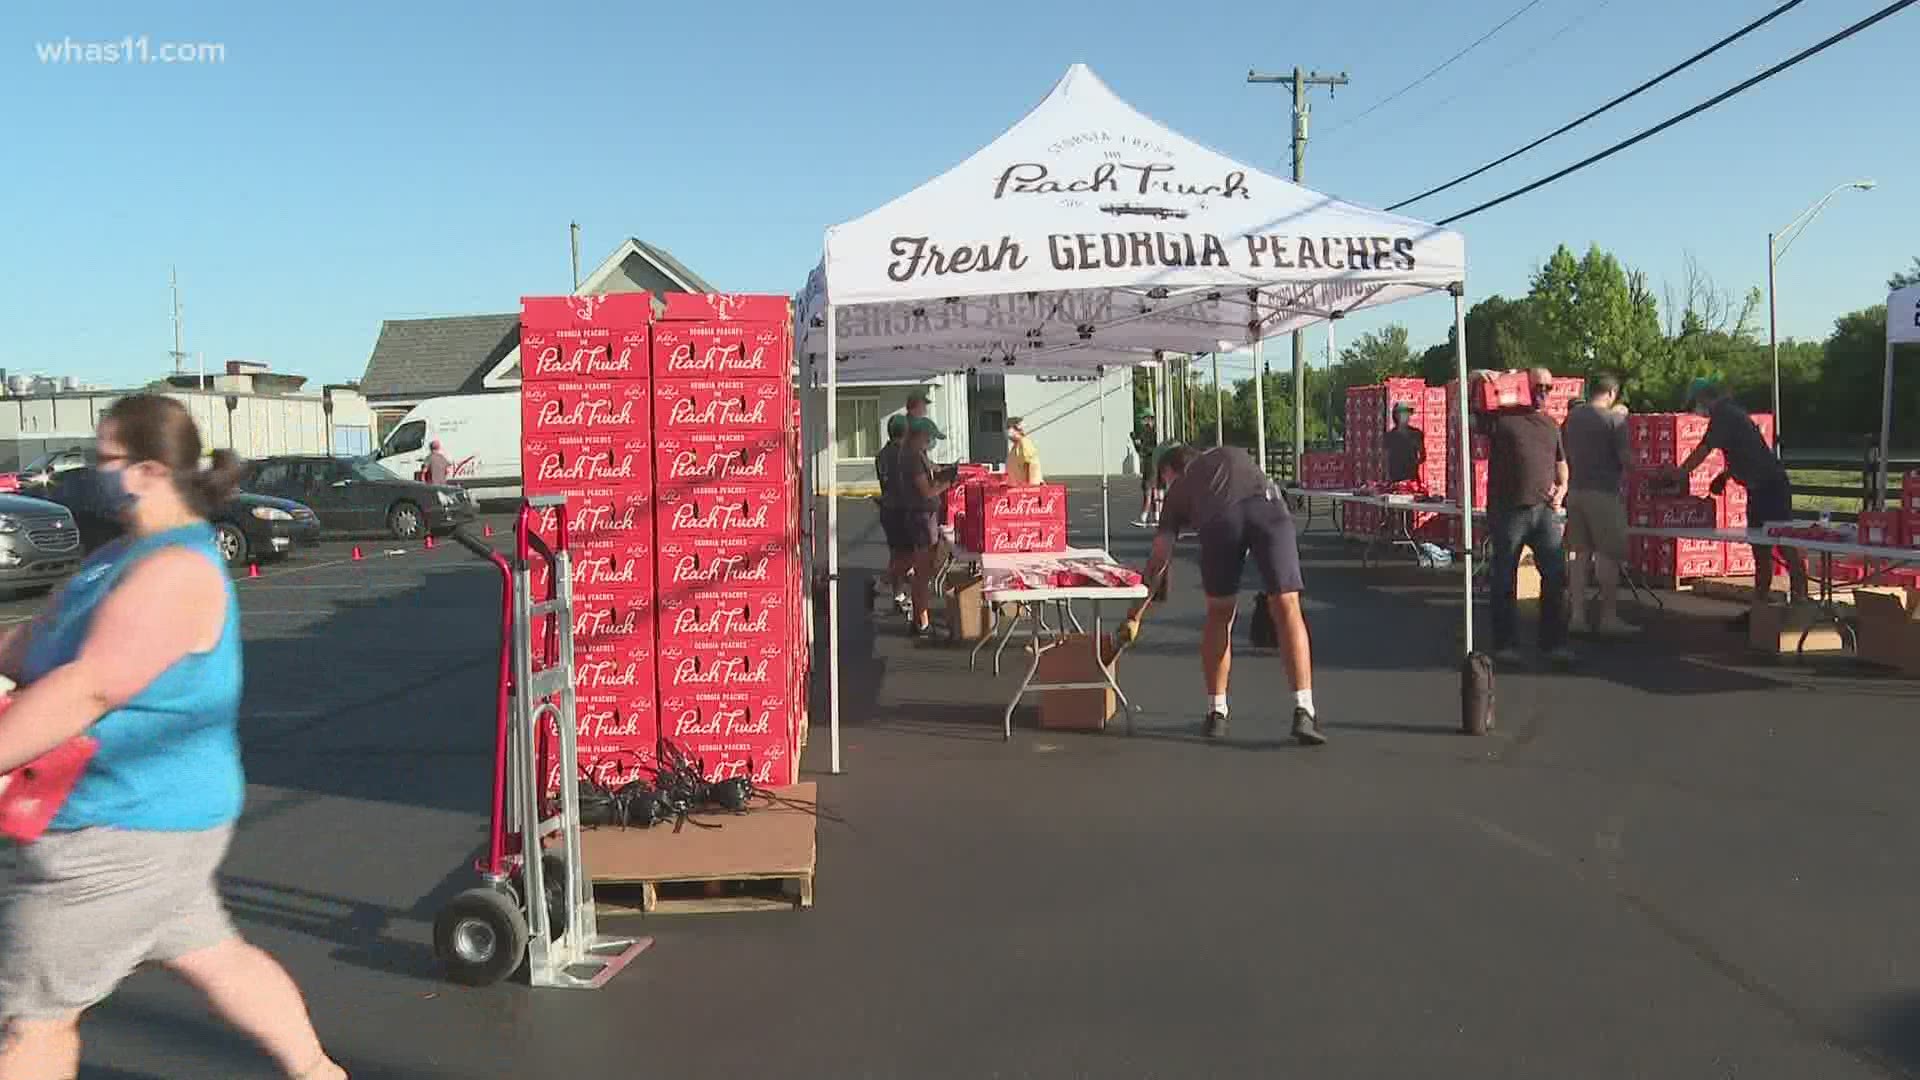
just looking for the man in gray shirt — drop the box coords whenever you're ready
[1561,374,1635,636]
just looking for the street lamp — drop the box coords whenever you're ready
[1768,179,1875,448]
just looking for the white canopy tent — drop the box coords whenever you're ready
[1881,285,1920,498]
[800,63,1471,772]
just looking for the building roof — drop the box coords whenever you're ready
[577,237,718,296]
[359,313,519,402]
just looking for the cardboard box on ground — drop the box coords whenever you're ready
[1032,633,1117,731]
[1854,587,1920,674]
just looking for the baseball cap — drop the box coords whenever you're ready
[1686,377,1719,404]
[886,415,908,439]
[908,416,944,441]
[1393,401,1415,416]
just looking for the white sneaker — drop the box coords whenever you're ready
[1131,517,1152,528]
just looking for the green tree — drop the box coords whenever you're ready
[1525,244,1664,383]
[1888,257,1920,291]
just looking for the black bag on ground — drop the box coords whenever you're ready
[1461,651,1495,735]
[1249,592,1278,649]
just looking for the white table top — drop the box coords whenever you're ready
[973,547,1150,602]
[1634,526,1920,562]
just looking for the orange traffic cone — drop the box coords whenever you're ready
[351,546,363,561]
[482,524,494,538]
[247,563,260,579]
[423,534,436,550]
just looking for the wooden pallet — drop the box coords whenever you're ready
[581,782,817,916]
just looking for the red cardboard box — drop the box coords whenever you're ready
[1653,496,1717,530]
[1857,511,1906,548]
[529,488,652,552]
[652,322,788,379]
[656,640,786,696]
[522,435,651,493]
[1725,543,1757,577]
[653,432,787,488]
[658,693,793,785]
[532,544,653,597]
[654,378,787,432]
[569,591,655,656]
[657,591,789,649]
[656,484,787,540]
[976,520,1067,554]
[1469,371,1531,413]
[976,483,1067,521]
[657,535,790,595]
[661,293,789,323]
[521,381,649,438]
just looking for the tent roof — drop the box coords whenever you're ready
[799,63,1465,381]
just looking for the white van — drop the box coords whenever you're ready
[372,392,522,502]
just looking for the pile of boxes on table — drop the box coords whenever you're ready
[1856,471,1920,673]
[520,291,805,794]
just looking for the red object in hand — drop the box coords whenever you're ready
[0,720,98,844]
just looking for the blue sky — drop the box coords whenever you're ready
[1,0,1911,389]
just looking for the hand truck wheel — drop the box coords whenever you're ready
[434,885,529,987]
[505,852,571,942]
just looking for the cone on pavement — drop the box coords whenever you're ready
[351,546,363,561]
[247,563,260,579]
[482,524,494,538]
[423,534,436,550]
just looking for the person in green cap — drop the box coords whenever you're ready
[871,414,911,614]
[1669,378,1807,630]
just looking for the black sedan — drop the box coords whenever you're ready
[244,455,476,539]
[30,471,321,567]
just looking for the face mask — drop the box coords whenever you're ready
[89,465,136,519]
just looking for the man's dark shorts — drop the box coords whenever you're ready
[885,509,937,553]
[880,507,912,554]
[1745,481,1792,528]
[1196,492,1305,598]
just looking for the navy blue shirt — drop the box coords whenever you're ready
[1704,399,1786,491]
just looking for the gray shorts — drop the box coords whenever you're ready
[0,824,236,1020]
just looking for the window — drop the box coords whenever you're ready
[249,461,292,491]
[835,397,879,459]
[383,420,426,456]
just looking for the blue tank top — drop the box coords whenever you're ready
[21,523,244,831]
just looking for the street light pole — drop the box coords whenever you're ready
[1766,179,1875,451]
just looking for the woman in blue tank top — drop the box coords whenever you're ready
[0,396,345,1079]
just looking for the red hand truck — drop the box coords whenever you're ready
[432,495,651,988]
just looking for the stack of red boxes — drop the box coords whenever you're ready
[945,463,994,534]
[960,482,1068,553]
[1344,385,1387,535]
[652,294,800,787]
[520,293,660,794]
[1905,471,1920,549]
[1299,451,1349,491]
[1624,411,1774,585]
[1438,374,1586,550]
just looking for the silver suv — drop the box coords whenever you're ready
[0,494,82,594]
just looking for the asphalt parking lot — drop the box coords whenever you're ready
[8,493,1920,1079]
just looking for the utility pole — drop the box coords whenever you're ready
[169,267,189,376]
[1248,66,1348,478]
[569,222,582,292]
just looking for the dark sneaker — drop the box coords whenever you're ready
[1203,710,1229,739]
[1291,707,1328,746]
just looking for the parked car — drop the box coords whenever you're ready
[243,455,477,539]
[0,493,83,595]
[17,448,89,488]
[28,470,322,568]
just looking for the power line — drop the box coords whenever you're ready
[1376,0,1621,139]
[1321,0,1545,137]
[1433,0,1917,226]
[1390,0,1808,211]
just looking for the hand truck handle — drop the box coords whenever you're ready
[448,527,494,561]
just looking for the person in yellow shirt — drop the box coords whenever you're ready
[1006,417,1043,486]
